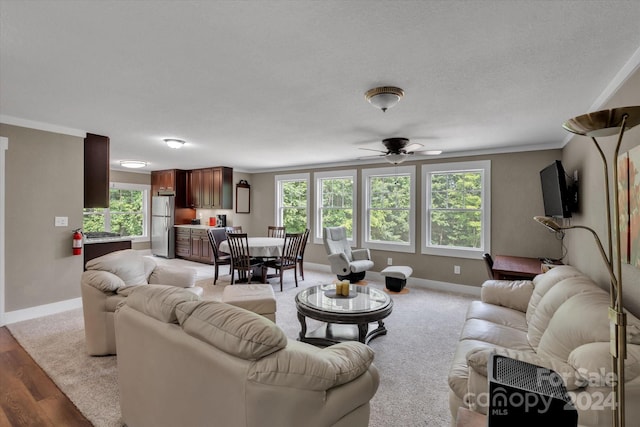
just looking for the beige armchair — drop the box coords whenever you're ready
[323,226,374,282]
[80,249,201,355]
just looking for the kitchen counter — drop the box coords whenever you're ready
[174,224,225,230]
[83,237,133,268]
[84,236,134,244]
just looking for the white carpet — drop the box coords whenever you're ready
[7,260,474,427]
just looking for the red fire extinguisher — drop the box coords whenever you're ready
[73,229,83,256]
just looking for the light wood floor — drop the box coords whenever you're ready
[0,327,92,426]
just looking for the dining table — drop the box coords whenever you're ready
[218,236,284,258]
[218,236,285,283]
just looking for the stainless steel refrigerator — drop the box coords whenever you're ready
[151,195,175,258]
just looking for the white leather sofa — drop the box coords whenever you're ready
[80,249,201,356]
[115,285,380,427]
[448,265,640,426]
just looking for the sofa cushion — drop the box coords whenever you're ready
[126,285,201,323]
[85,249,148,286]
[81,270,125,292]
[526,265,584,323]
[148,264,197,288]
[527,276,605,350]
[569,342,640,386]
[465,301,528,332]
[537,292,611,361]
[248,340,375,391]
[459,319,532,351]
[481,280,533,312]
[176,300,287,360]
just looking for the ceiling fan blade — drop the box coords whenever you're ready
[358,153,386,160]
[358,147,387,153]
[413,149,443,156]
[404,142,424,152]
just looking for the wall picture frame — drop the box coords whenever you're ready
[236,182,250,214]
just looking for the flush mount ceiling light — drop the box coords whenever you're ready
[164,138,186,149]
[120,160,147,169]
[364,86,404,112]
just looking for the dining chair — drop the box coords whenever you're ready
[225,232,263,284]
[297,228,310,280]
[483,253,495,279]
[207,228,231,285]
[267,225,286,238]
[226,226,242,233]
[263,232,304,291]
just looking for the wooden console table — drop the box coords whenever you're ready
[491,255,544,280]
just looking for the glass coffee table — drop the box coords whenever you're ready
[295,284,393,346]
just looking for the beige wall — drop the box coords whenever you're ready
[248,149,563,287]
[562,68,640,316]
[1,124,84,311]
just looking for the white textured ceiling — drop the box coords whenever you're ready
[1,1,640,173]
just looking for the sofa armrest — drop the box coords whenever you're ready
[480,279,534,312]
[352,248,371,261]
[81,270,125,292]
[148,265,197,288]
[249,340,375,391]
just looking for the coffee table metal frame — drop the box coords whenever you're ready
[295,284,393,346]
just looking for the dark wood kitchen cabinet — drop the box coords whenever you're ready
[84,133,110,208]
[175,227,213,263]
[188,167,233,209]
[151,169,188,207]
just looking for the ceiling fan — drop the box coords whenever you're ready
[358,137,442,164]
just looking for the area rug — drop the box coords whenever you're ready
[7,263,474,427]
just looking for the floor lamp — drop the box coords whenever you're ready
[536,106,640,427]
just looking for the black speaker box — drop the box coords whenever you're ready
[488,354,578,427]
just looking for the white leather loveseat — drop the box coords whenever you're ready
[115,285,380,427]
[448,265,640,426]
[80,249,201,355]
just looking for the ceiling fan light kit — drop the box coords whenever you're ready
[365,86,404,112]
[164,138,186,149]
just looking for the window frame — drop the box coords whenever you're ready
[361,165,416,253]
[83,182,150,242]
[274,172,310,232]
[421,160,491,259]
[314,169,357,245]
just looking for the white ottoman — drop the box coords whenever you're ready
[381,266,412,292]
[221,284,277,322]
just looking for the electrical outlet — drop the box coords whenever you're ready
[454,265,461,275]
[387,258,393,265]
[54,216,68,227]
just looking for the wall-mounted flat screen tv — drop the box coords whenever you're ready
[540,160,573,218]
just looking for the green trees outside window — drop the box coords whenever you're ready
[319,177,353,238]
[83,187,146,237]
[280,179,308,233]
[429,171,482,248]
[368,175,410,243]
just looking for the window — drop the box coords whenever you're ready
[275,173,309,233]
[314,170,356,244]
[422,160,491,259]
[361,165,416,253]
[83,182,150,241]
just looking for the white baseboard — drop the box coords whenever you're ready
[305,262,482,297]
[3,297,82,325]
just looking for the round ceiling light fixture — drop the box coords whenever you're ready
[120,160,148,169]
[164,138,186,149]
[365,86,404,112]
